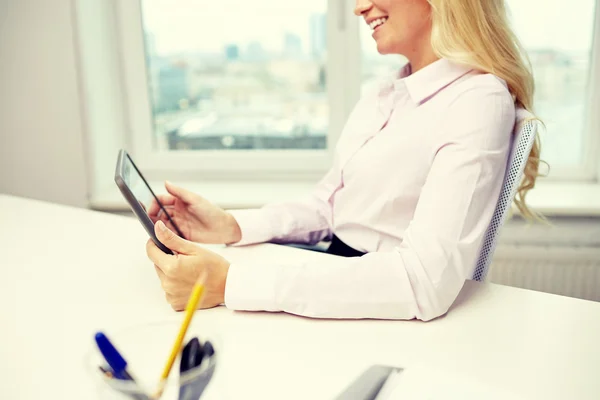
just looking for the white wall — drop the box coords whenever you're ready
[0,0,88,207]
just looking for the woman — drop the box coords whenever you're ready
[146,0,541,321]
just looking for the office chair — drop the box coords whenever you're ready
[472,113,539,282]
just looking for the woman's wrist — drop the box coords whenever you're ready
[225,213,242,244]
[217,262,231,305]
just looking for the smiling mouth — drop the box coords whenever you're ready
[369,17,388,31]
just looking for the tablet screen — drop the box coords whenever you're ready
[122,153,155,215]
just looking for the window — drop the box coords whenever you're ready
[113,0,357,179]
[141,0,328,152]
[80,0,600,210]
[506,0,599,177]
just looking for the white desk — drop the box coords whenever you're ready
[1,194,600,399]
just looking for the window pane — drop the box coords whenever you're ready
[359,0,597,169]
[141,0,328,151]
[507,0,597,168]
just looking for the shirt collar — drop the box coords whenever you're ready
[390,58,474,104]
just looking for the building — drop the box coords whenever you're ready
[246,41,267,62]
[157,62,189,112]
[283,32,303,59]
[224,44,240,61]
[309,13,327,59]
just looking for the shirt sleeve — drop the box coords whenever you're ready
[227,163,341,246]
[225,85,515,321]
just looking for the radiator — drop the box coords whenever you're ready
[488,245,600,302]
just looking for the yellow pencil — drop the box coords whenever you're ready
[153,274,206,399]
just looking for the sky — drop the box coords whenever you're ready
[141,0,597,56]
[141,0,326,54]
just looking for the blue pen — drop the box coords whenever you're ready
[94,332,136,381]
[95,333,150,400]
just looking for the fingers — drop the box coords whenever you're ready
[154,221,197,255]
[138,201,148,213]
[148,226,223,311]
[167,295,186,312]
[156,193,177,206]
[146,237,175,274]
[154,266,188,311]
[165,181,201,205]
[149,207,174,228]
[154,265,184,295]
[147,194,176,217]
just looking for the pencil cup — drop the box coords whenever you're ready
[85,320,221,400]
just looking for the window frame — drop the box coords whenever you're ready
[518,0,600,182]
[549,0,600,181]
[113,0,357,182]
[588,0,600,182]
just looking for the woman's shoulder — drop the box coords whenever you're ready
[437,71,516,128]
[446,70,514,105]
[431,71,517,148]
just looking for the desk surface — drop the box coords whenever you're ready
[1,194,600,399]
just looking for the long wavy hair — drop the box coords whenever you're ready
[428,0,544,219]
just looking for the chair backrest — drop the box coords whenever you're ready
[472,112,538,282]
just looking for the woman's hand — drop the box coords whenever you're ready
[147,181,241,244]
[146,220,231,311]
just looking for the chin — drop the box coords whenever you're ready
[376,42,394,55]
[375,37,405,56]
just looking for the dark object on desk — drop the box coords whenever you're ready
[181,337,204,373]
[95,332,151,400]
[335,365,401,400]
[95,332,135,381]
[178,339,217,400]
[97,363,150,400]
[202,341,215,357]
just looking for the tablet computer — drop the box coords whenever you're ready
[114,149,183,254]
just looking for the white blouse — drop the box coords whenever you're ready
[226,58,517,320]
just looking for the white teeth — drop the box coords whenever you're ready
[369,17,388,30]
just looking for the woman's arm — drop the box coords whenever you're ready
[228,164,341,246]
[224,86,516,320]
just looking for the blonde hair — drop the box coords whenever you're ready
[428,0,543,220]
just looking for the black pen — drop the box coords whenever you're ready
[180,337,204,373]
